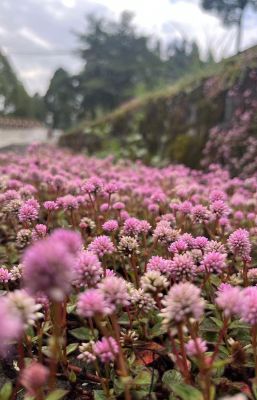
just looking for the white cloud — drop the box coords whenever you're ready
[0,0,256,94]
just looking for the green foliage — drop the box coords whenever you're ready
[45,68,79,129]
[0,382,12,400]
[45,389,68,400]
[47,12,205,129]
[0,52,45,120]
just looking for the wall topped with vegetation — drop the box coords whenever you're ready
[60,46,257,175]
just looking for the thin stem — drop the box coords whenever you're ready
[177,324,191,384]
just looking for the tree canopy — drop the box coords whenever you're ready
[44,12,205,130]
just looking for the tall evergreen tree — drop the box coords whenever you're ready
[201,0,257,53]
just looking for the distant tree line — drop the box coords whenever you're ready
[44,12,209,130]
[0,52,45,121]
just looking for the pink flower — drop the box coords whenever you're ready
[0,297,22,355]
[168,239,188,254]
[201,252,227,274]
[51,228,82,255]
[161,282,205,324]
[88,235,115,257]
[113,202,125,210]
[98,276,130,309]
[22,231,77,301]
[170,253,196,281]
[82,177,103,194]
[31,224,47,241]
[239,287,257,326]
[228,228,251,260]
[146,256,172,275]
[0,267,12,283]
[74,251,103,287]
[210,200,230,218]
[18,203,38,223]
[193,236,208,250]
[77,289,113,317]
[56,194,78,210]
[20,362,49,396]
[102,220,119,232]
[93,337,119,363]
[185,338,207,357]
[123,217,143,235]
[216,285,242,317]
[191,205,210,224]
[43,201,57,211]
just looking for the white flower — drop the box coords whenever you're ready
[6,290,43,328]
[140,271,169,294]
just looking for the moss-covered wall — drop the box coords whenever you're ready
[59,46,257,168]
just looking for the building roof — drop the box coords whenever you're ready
[0,116,44,129]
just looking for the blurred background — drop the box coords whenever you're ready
[1,0,257,174]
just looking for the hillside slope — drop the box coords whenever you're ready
[60,46,257,176]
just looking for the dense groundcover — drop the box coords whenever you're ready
[1,145,257,400]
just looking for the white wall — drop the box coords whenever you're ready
[0,128,60,148]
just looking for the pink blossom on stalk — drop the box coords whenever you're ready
[193,236,208,250]
[82,177,103,194]
[191,205,210,224]
[31,224,47,241]
[210,190,227,202]
[234,210,244,221]
[93,336,119,363]
[56,194,78,210]
[170,253,196,281]
[161,282,205,324]
[123,217,144,235]
[0,267,12,283]
[102,220,119,233]
[215,285,242,317]
[98,276,130,309]
[210,200,230,218]
[43,201,57,211]
[228,228,251,260]
[168,239,188,254]
[77,289,113,317]
[22,231,78,301]
[0,297,22,355]
[185,338,207,357]
[88,235,115,257]
[18,203,39,223]
[20,362,49,396]
[239,287,257,326]
[74,251,103,287]
[51,228,82,255]
[201,252,227,274]
[146,256,172,275]
[113,202,125,210]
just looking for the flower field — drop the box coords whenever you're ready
[1,144,257,400]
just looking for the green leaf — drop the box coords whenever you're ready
[45,389,68,400]
[130,391,157,400]
[134,369,158,388]
[162,370,183,390]
[66,343,78,355]
[69,327,97,340]
[149,322,167,338]
[0,382,12,400]
[93,390,108,400]
[68,370,77,383]
[169,383,204,400]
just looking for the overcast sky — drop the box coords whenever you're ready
[1,0,257,95]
